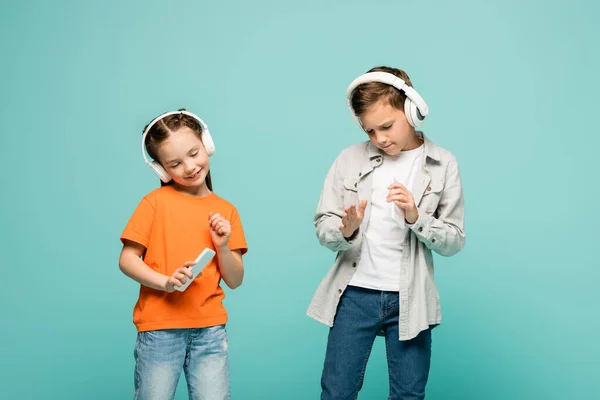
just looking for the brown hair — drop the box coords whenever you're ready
[350,66,414,117]
[143,110,213,190]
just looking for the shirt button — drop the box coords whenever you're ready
[354,182,357,188]
[352,262,357,268]
[338,289,342,294]
[358,172,362,177]
[427,186,431,191]
[432,239,436,243]
[418,227,423,232]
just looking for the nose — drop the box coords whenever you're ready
[183,159,196,174]
[374,131,388,147]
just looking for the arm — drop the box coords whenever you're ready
[215,247,244,289]
[119,240,193,291]
[409,159,466,256]
[209,212,244,289]
[314,155,366,252]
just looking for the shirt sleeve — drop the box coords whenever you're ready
[408,158,466,257]
[227,206,248,255]
[314,153,355,252]
[120,197,156,248]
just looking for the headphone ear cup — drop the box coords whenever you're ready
[202,132,216,157]
[405,98,424,128]
[149,161,172,183]
[404,98,416,128]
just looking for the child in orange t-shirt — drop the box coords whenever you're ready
[119,109,247,400]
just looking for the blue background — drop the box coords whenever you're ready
[1,0,598,398]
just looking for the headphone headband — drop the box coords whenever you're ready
[140,109,216,183]
[346,71,429,127]
[141,109,213,165]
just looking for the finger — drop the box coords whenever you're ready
[215,217,228,226]
[210,218,222,230]
[358,200,368,212]
[178,266,194,278]
[215,220,230,232]
[182,261,196,268]
[177,273,188,284]
[349,205,357,219]
[392,192,413,203]
[387,191,410,200]
[386,194,406,202]
[210,213,222,224]
[217,221,231,231]
[171,277,183,287]
[388,198,413,208]
[394,185,413,197]
[388,187,408,197]
[388,182,409,192]
[393,200,412,209]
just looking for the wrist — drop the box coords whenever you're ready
[215,243,230,254]
[343,227,359,240]
[405,207,418,224]
[159,274,170,291]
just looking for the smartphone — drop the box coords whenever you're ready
[174,248,216,292]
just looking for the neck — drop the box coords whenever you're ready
[403,129,423,151]
[172,182,211,197]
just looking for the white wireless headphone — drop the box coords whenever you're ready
[141,109,216,183]
[346,71,429,128]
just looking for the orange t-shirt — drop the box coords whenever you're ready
[120,185,248,332]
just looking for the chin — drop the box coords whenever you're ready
[175,177,202,187]
[384,147,400,156]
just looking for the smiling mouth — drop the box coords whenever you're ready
[186,169,202,179]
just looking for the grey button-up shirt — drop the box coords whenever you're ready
[307,132,466,340]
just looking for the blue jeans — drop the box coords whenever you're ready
[133,325,230,400]
[321,286,432,400]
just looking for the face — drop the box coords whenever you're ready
[359,101,419,156]
[156,127,210,192]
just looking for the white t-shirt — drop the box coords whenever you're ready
[349,145,424,291]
